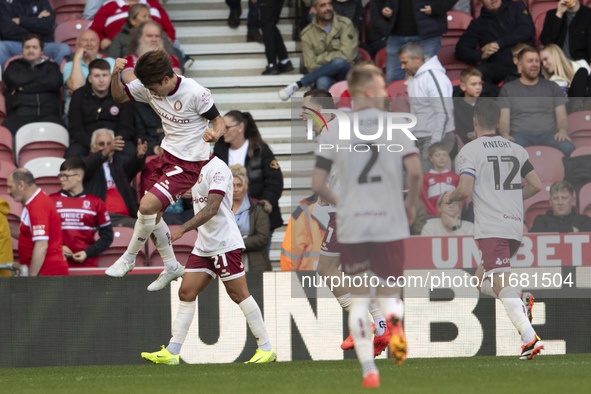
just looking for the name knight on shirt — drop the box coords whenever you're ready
[482,140,511,149]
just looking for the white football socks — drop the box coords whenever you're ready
[479,278,498,298]
[239,296,272,351]
[377,296,404,323]
[369,299,386,336]
[349,297,377,375]
[152,219,178,272]
[498,287,536,344]
[125,212,157,257]
[167,300,196,355]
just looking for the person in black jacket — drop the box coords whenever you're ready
[81,128,147,228]
[0,0,71,68]
[370,0,458,83]
[530,181,591,233]
[455,0,536,85]
[66,59,136,162]
[539,0,591,64]
[1,34,64,135]
[213,111,284,235]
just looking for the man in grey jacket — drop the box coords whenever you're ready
[399,42,455,172]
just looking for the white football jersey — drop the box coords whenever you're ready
[190,157,245,256]
[126,75,214,162]
[316,108,419,243]
[457,134,531,240]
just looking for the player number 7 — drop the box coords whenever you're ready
[166,166,183,177]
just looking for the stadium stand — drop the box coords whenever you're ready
[14,123,69,167]
[523,181,553,230]
[442,11,472,47]
[570,145,591,157]
[525,146,565,182]
[568,111,591,149]
[0,193,22,228]
[54,19,91,52]
[50,0,86,24]
[328,80,348,103]
[147,226,198,266]
[23,157,66,195]
[0,126,14,164]
[578,182,591,217]
[529,0,557,26]
[0,160,17,195]
[437,44,471,80]
[375,47,387,72]
[534,11,548,49]
[358,47,372,62]
[97,227,147,268]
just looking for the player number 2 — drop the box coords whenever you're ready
[213,254,228,269]
[166,166,183,177]
[358,145,381,184]
[487,155,521,191]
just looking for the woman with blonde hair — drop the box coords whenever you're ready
[230,165,272,272]
[540,44,590,97]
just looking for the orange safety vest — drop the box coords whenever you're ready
[280,198,328,271]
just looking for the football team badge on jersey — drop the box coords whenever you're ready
[83,200,91,209]
[198,174,203,184]
[174,101,183,111]
[110,106,119,116]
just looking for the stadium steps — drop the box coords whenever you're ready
[165,0,309,269]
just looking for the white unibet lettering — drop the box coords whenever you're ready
[387,144,404,152]
[462,237,480,268]
[318,144,334,152]
[265,272,343,361]
[511,236,534,267]
[537,235,561,266]
[353,111,383,141]
[387,113,418,141]
[405,269,482,358]
[170,280,247,364]
[432,237,458,269]
[495,299,565,356]
[564,234,589,266]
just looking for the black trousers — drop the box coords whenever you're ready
[259,0,288,65]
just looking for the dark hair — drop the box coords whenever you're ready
[135,48,173,86]
[473,98,500,130]
[22,33,44,50]
[428,142,450,157]
[60,157,86,173]
[304,89,336,110]
[129,20,163,54]
[88,58,110,73]
[224,110,264,158]
[10,168,35,186]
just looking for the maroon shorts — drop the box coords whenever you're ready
[320,212,340,257]
[144,150,209,210]
[185,249,245,281]
[477,238,521,278]
[339,240,404,279]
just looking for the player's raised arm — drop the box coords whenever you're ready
[110,57,130,103]
[170,193,224,242]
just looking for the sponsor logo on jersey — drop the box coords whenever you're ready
[495,257,510,265]
[212,172,225,183]
[174,100,182,111]
[201,91,211,106]
[83,200,91,209]
[198,174,203,184]
[193,196,208,204]
[110,106,119,116]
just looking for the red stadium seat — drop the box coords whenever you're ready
[570,145,591,157]
[471,0,483,18]
[0,193,22,228]
[375,47,387,72]
[386,80,410,112]
[534,12,548,49]
[529,1,556,25]
[54,19,91,51]
[358,47,372,62]
[0,126,14,164]
[437,45,471,80]
[578,183,591,217]
[442,11,472,47]
[523,181,553,230]
[328,80,348,102]
[14,122,69,167]
[23,157,65,195]
[50,0,86,23]
[97,227,147,267]
[0,160,17,195]
[450,78,461,87]
[568,111,591,149]
[525,146,565,183]
[0,94,6,118]
[148,226,198,266]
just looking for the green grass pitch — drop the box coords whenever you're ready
[1,354,590,394]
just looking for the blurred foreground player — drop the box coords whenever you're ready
[444,99,544,360]
[141,156,276,364]
[106,49,225,291]
[312,65,422,387]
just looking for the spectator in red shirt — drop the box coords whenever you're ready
[50,157,114,268]
[420,142,459,217]
[7,169,68,276]
[89,0,176,51]
[121,20,182,84]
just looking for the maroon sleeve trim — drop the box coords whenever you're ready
[124,85,135,103]
[403,152,420,159]
[209,189,226,197]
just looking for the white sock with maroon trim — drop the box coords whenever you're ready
[239,296,271,351]
[369,299,386,336]
[167,300,196,355]
[152,219,178,272]
[126,212,156,257]
[349,297,376,374]
[498,287,536,344]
